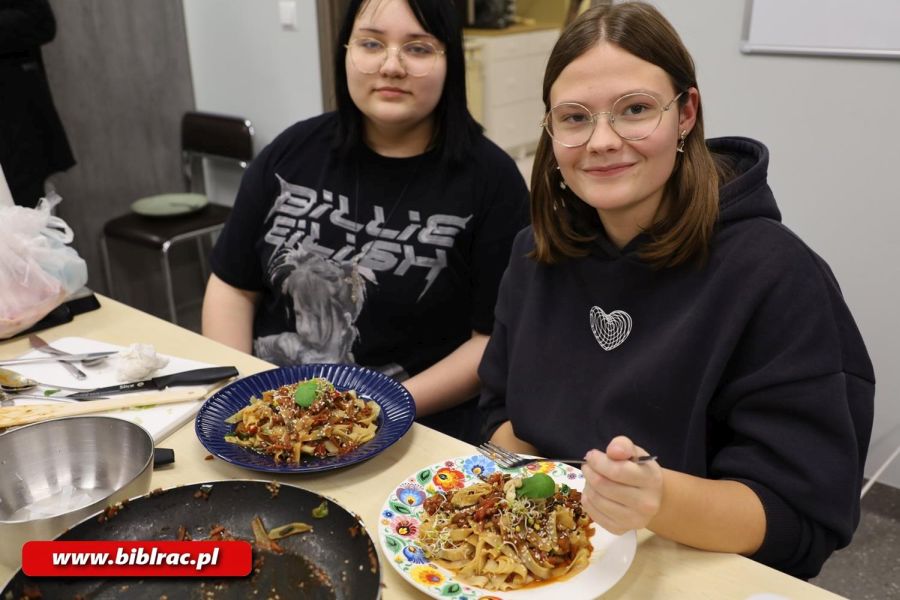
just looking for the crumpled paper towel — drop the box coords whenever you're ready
[115,343,169,381]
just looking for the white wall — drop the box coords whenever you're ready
[179,0,900,487]
[181,0,324,205]
[650,0,900,486]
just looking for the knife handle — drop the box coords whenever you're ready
[156,366,239,388]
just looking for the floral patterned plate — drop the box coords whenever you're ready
[378,455,636,600]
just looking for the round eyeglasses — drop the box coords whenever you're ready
[541,92,684,147]
[345,37,445,77]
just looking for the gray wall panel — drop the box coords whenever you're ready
[42,0,198,324]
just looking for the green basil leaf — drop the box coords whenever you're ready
[516,473,556,499]
[294,380,318,407]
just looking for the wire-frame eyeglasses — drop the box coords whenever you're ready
[345,37,445,77]
[541,92,685,147]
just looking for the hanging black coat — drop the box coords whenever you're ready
[0,0,75,201]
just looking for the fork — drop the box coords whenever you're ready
[477,441,657,470]
[28,334,87,380]
[29,335,109,367]
[28,334,109,380]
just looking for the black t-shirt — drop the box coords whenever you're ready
[211,112,529,379]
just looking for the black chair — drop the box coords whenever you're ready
[100,112,253,324]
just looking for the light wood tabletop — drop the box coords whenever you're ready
[0,296,845,599]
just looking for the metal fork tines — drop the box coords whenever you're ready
[477,441,657,469]
[28,335,87,380]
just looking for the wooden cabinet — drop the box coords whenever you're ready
[464,26,560,158]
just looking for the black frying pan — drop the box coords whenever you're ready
[2,480,381,599]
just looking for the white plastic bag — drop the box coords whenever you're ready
[0,191,88,339]
[0,163,12,207]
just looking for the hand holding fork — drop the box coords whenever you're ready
[478,437,662,536]
[477,440,656,469]
[581,435,664,535]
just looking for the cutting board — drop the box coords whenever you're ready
[7,337,231,442]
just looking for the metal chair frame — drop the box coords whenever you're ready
[100,112,254,324]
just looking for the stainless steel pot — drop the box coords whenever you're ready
[0,416,154,567]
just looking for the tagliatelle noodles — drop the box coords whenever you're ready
[416,472,594,591]
[224,377,379,463]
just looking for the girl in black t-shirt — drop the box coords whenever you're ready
[203,0,529,444]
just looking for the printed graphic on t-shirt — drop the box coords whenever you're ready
[253,175,471,366]
[589,306,632,351]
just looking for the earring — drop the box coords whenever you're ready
[556,165,567,189]
[676,130,688,153]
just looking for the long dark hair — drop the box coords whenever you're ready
[333,0,482,164]
[531,2,721,268]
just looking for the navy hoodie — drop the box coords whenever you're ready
[478,137,875,579]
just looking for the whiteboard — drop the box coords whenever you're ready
[741,0,900,59]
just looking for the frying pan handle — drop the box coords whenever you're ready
[153,447,175,467]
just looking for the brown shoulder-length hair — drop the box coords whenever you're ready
[531,2,721,268]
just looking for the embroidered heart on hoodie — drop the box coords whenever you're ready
[589,306,632,351]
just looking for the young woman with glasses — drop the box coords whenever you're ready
[478,2,873,579]
[203,0,529,443]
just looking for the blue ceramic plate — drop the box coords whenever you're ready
[195,364,416,473]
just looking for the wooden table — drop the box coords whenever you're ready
[0,296,845,599]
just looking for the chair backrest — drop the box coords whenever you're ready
[180,112,254,191]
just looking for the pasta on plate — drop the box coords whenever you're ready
[224,376,379,463]
[416,471,594,591]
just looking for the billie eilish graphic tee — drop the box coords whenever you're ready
[211,113,529,380]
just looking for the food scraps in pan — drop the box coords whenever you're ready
[3,482,379,600]
[193,483,213,500]
[266,481,280,498]
[312,500,329,519]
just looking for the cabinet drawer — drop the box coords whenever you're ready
[464,27,560,154]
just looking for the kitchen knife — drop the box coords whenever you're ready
[0,351,118,367]
[64,366,239,400]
